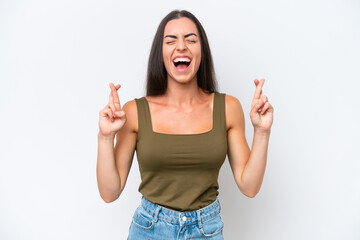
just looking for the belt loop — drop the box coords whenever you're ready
[153,206,161,222]
[196,210,202,229]
[218,198,221,211]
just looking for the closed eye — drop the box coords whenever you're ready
[165,40,196,44]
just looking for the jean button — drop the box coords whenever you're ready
[182,216,187,221]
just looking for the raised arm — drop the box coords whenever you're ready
[226,78,274,198]
[96,83,137,203]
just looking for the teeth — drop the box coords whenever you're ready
[173,57,191,63]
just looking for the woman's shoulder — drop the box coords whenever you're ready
[222,93,245,131]
[222,92,241,106]
[121,99,139,134]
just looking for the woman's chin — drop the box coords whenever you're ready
[171,75,196,84]
[166,66,198,83]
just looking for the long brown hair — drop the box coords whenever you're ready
[146,10,218,96]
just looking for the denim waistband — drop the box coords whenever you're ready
[140,196,222,226]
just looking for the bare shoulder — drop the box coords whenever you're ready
[121,99,138,134]
[224,93,245,131]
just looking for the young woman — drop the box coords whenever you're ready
[97,10,273,240]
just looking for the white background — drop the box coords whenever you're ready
[1,0,359,239]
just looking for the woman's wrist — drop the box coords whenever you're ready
[254,128,271,137]
[98,131,115,141]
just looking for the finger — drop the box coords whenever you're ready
[266,103,274,113]
[109,94,116,116]
[262,95,268,103]
[103,107,114,120]
[115,110,125,118]
[261,102,270,114]
[109,83,121,111]
[257,92,263,101]
[257,103,264,112]
[253,78,265,100]
[251,97,262,109]
[107,108,114,120]
[114,84,121,90]
[258,96,268,112]
[252,95,266,108]
[254,79,263,96]
[253,78,264,99]
[252,99,265,115]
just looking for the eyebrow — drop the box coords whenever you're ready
[164,33,198,39]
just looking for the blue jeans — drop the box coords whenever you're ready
[127,196,224,240]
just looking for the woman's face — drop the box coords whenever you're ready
[162,17,201,84]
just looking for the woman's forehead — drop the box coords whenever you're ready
[164,17,199,36]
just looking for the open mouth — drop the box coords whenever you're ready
[173,57,191,71]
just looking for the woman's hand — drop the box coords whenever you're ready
[250,78,274,133]
[98,83,127,138]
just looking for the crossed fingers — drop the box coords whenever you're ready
[108,83,121,118]
[253,78,270,114]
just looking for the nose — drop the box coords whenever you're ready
[176,38,187,51]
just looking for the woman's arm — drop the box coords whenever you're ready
[226,94,253,197]
[225,83,273,198]
[96,100,137,203]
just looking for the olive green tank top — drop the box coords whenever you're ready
[134,92,227,211]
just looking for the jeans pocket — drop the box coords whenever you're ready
[131,205,154,230]
[200,213,224,237]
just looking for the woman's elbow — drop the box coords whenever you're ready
[100,190,122,203]
[237,184,257,198]
[245,192,257,198]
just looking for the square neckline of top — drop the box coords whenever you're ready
[143,92,217,136]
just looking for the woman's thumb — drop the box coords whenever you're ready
[115,111,125,118]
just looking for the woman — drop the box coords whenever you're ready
[97,10,273,239]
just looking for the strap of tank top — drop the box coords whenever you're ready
[134,97,152,136]
[214,92,226,133]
